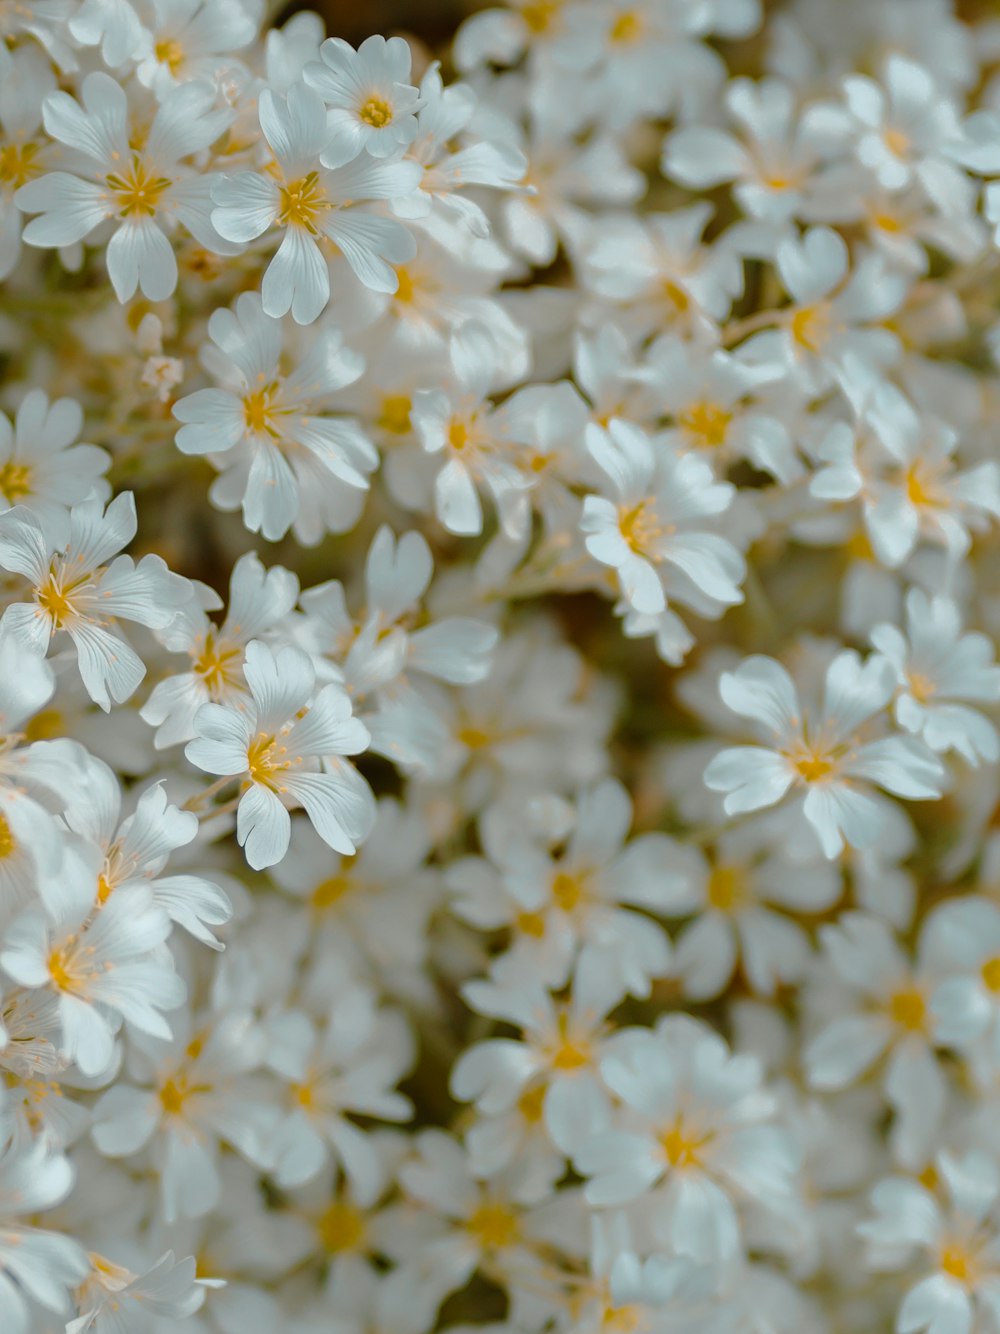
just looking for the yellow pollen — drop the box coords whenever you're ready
[516,909,546,938]
[242,386,280,436]
[278,172,328,233]
[317,1200,366,1253]
[548,1011,592,1071]
[660,1118,713,1168]
[154,37,185,73]
[883,127,911,157]
[447,418,471,451]
[939,1243,973,1283]
[159,1075,189,1115]
[47,949,76,992]
[602,1303,643,1334]
[679,400,732,449]
[661,279,690,313]
[904,464,939,507]
[96,872,113,906]
[245,733,290,788]
[551,869,586,912]
[359,95,392,128]
[610,10,642,42]
[466,1199,521,1250]
[790,302,834,352]
[789,744,835,783]
[193,634,242,696]
[36,571,78,628]
[185,1035,205,1061]
[918,1163,939,1191]
[394,265,416,303]
[907,671,936,703]
[458,724,493,750]
[0,140,41,189]
[0,813,15,860]
[889,985,927,1033]
[521,0,559,32]
[0,461,31,501]
[618,498,662,555]
[517,1083,546,1124]
[105,156,171,219]
[292,1081,315,1108]
[846,528,874,562]
[378,393,412,434]
[872,210,904,234]
[982,957,1000,992]
[707,864,747,913]
[24,707,64,741]
[310,874,353,911]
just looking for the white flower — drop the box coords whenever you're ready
[581,417,745,623]
[804,911,946,1168]
[574,1014,799,1265]
[185,639,375,869]
[172,291,375,542]
[0,841,185,1077]
[0,1135,88,1334]
[266,987,413,1195]
[0,390,109,529]
[0,492,193,710]
[142,549,298,748]
[858,1151,1000,1334]
[211,81,421,324]
[304,34,422,161]
[135,0,260,97]
[16,71,234,301]
[871,588,1000,765]
[703,650,945,857]
[69,1249,218,1333]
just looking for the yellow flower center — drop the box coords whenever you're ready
[106,156,171,219]
[359,96,392,128]
[317,1200,367,1253]
[154,37,185,73]
[610,10,642,42]
[551,869,586,912]
[394,265,416,303]
[159,1075,190,1115]
[0,813,15,860]
[889,985,927,1033]
[547,1011,592,1071]
[521,0,560,32]
[679,400,732,450]
[790,302,834,353]
[907,671,936,703]
[466,1199,521,1250]
[982,957,1000,992]
[378,393,412,435]
[447,417,472,451]
[242,384,283,437]
[516,909,546,938]
[310,873,354,911]
[0,140,41,189]
[786,740,838,784]
[883,127,911,158]
[939,1243,974,1283]
[660,279,690,313]
[660,1117,714,1168]
[278,172,329,233]
[618,498,663,555]
[193,633,243,697]
[904,463,941,508]
[36,567,85,629]
[96,872,114,905]
[517,1083,546,1123]
[707,864,747,913]
[245,733,291,788]
[47,948,78,992]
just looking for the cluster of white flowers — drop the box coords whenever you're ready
[6,0,1000,1329]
